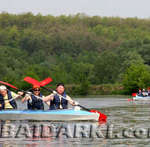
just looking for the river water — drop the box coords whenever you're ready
[1,97,150,147]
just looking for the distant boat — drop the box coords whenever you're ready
[132,95,150,100]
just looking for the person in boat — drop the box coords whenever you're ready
[137,89,142,96]
[43,83,76,110]
[0,85,22,110]
[147,88,150,96]
[142,89,148,97]
[22,85,44,110]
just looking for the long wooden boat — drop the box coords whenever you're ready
[0,109,99,121]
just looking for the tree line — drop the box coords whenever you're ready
[1,12,150,95]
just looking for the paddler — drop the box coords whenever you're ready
[22,85,44,110]
[142,89,148,97]
[147,87,150,96]
[137,88,142,96]
[43,83,76,110]
[0,85,22,110]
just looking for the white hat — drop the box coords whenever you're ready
[0,85,7,90]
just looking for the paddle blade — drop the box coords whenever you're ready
[0,81,18,90]
[132,93,137,97]
[128,98,133,101]
[24,77,40,86]
[39,77,52,87]
[90,110,107,123]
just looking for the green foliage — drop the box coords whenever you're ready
[0,13,150,94]
[138,43,150,65]
[122,64,150,94]
[94,51,121,84]
[78,80,90,95]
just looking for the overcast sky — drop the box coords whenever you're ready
[0,0,150,18]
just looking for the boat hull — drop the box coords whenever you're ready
[133,96,150,100]
[0,109,99,121]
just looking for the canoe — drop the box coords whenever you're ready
[133,95,150,100]
[0,109,99,121]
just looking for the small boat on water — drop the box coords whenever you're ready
[133,95,150,100]
[0,109,99,121]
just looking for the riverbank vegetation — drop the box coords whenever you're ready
[1,12,150,95]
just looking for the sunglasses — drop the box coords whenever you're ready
[33,89,40,91]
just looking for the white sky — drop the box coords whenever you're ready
[0,0,150,18]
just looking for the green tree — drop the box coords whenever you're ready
[94,51,121,84]
[138,43,150,65]
[122,64,150,94]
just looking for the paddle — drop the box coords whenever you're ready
[132,93,137,97]
[24,77,52,87]
[4,95,22,104]
[42,86,107,122]
[0,81,45,103]
[40,77,53,87]
[0,81,23,107]
[24,77,107,122]
[0,81,18,90]
[128,93,137,101]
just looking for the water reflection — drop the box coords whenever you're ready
[0,120,108,147]
[0,98,150,146]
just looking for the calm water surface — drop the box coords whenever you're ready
[1,97,150,147]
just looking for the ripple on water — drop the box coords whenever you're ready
[0,97,150,146]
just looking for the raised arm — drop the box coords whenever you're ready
[21,94,32,103]
[66,95,76,106]
[43,93,54,102]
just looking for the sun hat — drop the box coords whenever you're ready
[0,85,7,91]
